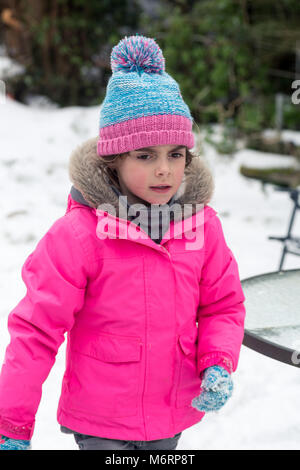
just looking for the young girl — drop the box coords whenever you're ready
[0,35,245,451]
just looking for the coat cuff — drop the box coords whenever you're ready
[0,416,34,440]
[198,352,234,377]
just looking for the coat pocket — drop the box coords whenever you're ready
[175,327,202,408]
[67,329,142,418]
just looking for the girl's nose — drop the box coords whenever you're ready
[155,161,171,176]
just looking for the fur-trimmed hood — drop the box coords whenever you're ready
[68,136,214,221]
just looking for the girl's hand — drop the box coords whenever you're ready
[0,435,31,450]
[191,365,233,412]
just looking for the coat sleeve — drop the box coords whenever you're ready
[0,213,93,440]
[196,214,246,376]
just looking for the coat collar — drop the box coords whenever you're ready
[68,137,215,223]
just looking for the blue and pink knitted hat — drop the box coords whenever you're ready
[97,34,194,156]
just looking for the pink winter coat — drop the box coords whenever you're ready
[0,137,245,441]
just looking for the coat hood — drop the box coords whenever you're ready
[68,136,214,221]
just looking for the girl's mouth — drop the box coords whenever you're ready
[150,185,172,193]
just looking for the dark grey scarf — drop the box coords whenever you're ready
[110,185,177,244]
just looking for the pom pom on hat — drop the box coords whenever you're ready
[110,34,165,75]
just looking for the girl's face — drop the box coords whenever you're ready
[115,144,186,205]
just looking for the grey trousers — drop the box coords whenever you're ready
[73,431,182,450]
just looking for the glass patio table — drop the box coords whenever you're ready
[242,269,300,367]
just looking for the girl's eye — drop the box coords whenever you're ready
[171,153,184,158]
[136,154,151,160]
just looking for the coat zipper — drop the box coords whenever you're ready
[142,243,171,439]
[160,243,178,434]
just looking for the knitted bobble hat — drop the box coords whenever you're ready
[97,34,195,156]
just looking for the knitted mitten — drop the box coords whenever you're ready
[0,435,31,450]
[191,365,233,412]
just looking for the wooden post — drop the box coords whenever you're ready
[275,93,284,139]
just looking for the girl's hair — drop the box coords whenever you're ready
[98,147,196,192]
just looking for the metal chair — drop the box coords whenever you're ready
[268,187,300,271]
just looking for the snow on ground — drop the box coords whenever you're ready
[1,97,300,450]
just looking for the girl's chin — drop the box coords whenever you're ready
[129,191,174,206]
[143,194,171,205]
